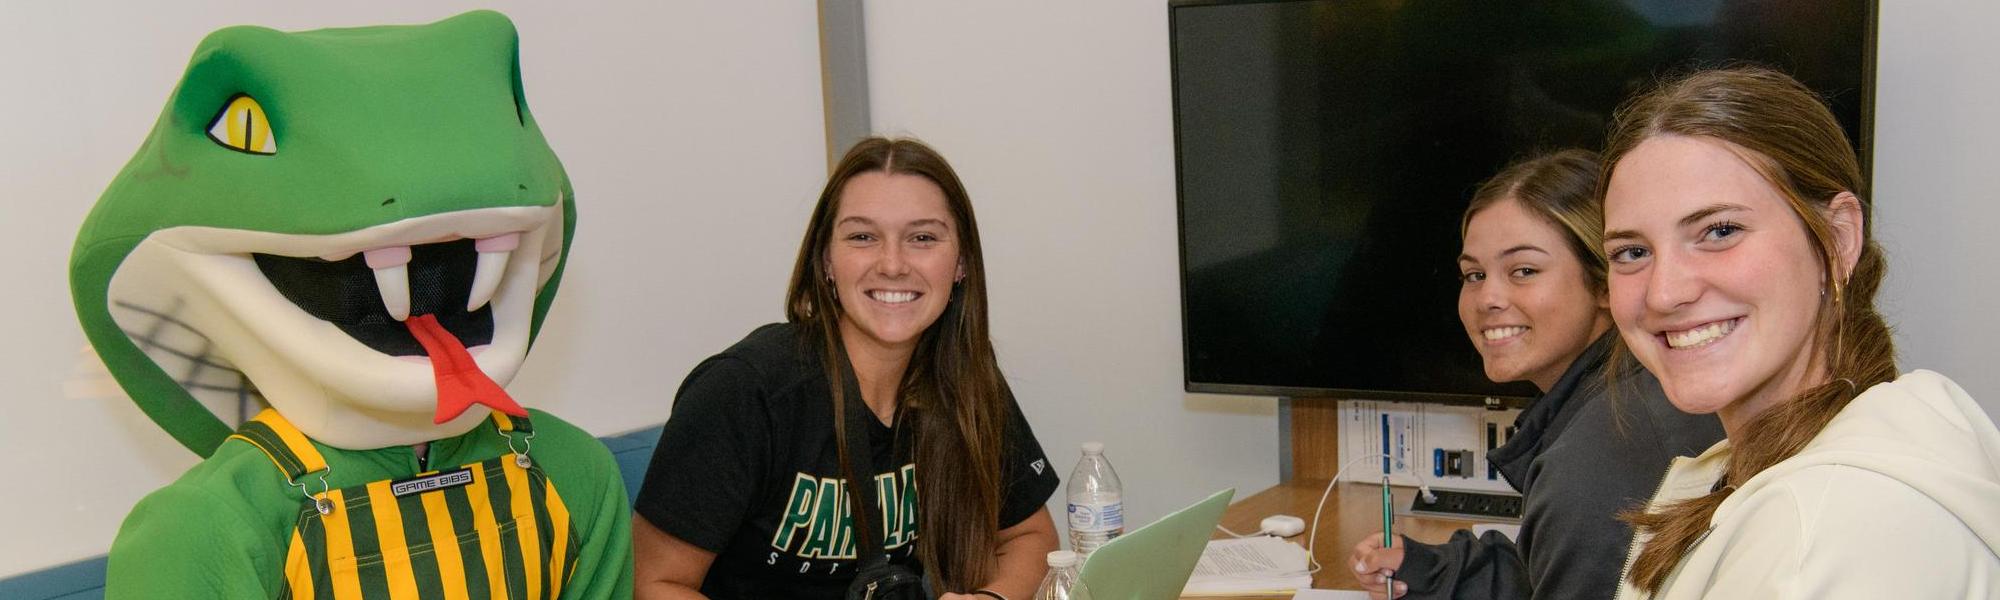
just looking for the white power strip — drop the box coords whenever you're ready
[1337,400,1522,495]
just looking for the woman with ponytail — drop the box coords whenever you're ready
[1347,150,1721,600]
[1599,67,2000,599]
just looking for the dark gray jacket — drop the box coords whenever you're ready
[1395,334,1723,600]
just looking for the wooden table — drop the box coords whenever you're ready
[1184,479,1484,599]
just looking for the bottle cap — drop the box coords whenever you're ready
[1081,441,1104,455]
[1047,550,1080,568]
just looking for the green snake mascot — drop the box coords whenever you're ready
[69,11,633,598]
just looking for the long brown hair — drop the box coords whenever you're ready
[1602,67,1898,593]
[784,136,1010,591]
[1462,149,1608,292]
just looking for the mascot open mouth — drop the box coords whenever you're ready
[253,237,498,356]
[105,203,562,428]
[71,9,577,452]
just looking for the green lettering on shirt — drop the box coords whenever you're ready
[876,471,902,548]
[898,464,920,548]
[770,473,820,551]
[830,482,856,560]
[769,463,920,558]
[800,478,843,558]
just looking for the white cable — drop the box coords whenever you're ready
[1304,453,1437,574]
[1214,523,1262,539]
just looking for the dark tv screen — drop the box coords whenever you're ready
[1172,0,1873,401]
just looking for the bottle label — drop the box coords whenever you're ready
[1067,500,1124,533]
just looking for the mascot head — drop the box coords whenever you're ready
[70,11,575,454]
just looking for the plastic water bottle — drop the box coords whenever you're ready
[1066,441,1124,556]
[1033,550,1089,600]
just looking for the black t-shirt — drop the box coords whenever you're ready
[636,323,1061,599]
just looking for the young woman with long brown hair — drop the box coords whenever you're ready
[632,137,1060,599]
[1347,150,1721,599]
[1600,67,2000,599]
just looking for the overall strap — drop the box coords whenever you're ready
[229,410,534,480]
[491,410,534,434]
[228,408,328,483]
[493,411,537,468]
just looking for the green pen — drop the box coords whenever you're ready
[1382,475,1394,595]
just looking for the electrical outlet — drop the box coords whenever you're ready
[1340,400,1522,494]
[1440,449,1476,477]
[1485,422,1499,479]
[1411,488,1524,521]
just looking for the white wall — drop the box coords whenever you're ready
[5,0,1992,582]
[0,2,827,576]
[862,2,1284,532]
[858,0,2000,534]
[1874,1,2000,412]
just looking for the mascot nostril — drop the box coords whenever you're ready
[73,11,633,597]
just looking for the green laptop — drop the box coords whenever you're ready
[1076,488,1237,600]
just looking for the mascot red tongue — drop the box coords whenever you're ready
[406,313,528,423]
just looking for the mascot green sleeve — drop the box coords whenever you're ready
[70,11,633,598]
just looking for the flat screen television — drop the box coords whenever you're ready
[1172,0,1875,402]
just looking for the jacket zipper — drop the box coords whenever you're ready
[864,581,878,600]
[1614,461,1679,600]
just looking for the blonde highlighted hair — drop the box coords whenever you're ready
[1461,149,1607,292]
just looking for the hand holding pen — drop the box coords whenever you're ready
[1348,477,1409,599]
[1383,475,1396,597]
[1350,533,1408,599]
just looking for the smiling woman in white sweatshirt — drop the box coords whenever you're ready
[1595,66,2000,600]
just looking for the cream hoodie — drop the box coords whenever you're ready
[1615,370,2000,599]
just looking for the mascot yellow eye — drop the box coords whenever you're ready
[206,94,277,155]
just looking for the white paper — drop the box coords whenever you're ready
[1292,590,1374,599]
[1182,536,1314,594]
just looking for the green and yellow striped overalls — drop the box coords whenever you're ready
[230,409,580,599]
